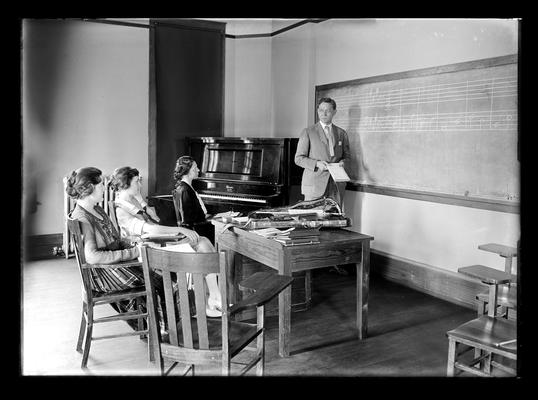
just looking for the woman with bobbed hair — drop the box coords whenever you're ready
[111,166,200,244]
[66,167,157,328]
[172,156,215,244]
[112,166,222,317]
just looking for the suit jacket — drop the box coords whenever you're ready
[294,122,351,199]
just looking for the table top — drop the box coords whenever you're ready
[213,220,373,271]
[213,219,373,245]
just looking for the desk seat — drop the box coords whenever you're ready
[447,315,516,358]
[447,315,517,376]
[476,285,517,310]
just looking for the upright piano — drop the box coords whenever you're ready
[148,137,302,224]
[147,136,314,316]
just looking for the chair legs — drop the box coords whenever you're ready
[81,306,94,368]
[77,297,153,369]
[137,299,145,340]
[447,338,456,377]
[76,303,87,353]
[256,306,265,377]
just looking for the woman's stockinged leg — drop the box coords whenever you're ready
[192,236,222,308]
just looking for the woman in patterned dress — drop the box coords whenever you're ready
[66,167,168,329]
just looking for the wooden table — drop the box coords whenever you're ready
[213,220,374,357]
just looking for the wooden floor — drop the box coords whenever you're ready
[22,257,477,377]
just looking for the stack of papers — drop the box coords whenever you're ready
[251,227,320,246]
[213,211,241,218]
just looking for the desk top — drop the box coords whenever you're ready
[458,265,512,285]
[478,243,517,258]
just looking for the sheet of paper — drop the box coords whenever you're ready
[160,243,195,252]
[214,211,241,218]
[326,163,350,182]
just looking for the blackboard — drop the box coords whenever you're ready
[316,55,519,213]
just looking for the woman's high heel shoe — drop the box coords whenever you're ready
[206,298,222,318]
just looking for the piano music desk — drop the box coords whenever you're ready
[212,220,374,357]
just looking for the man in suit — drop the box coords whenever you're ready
[295,97,352,275]
[295,97,351,208]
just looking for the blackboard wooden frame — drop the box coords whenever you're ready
[316,54,519,214]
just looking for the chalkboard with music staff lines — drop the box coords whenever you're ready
[316,54,519,213]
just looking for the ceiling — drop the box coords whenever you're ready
[105,18,307,36]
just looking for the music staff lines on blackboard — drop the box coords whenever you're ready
[341,109,517,132]
[334,77,516,109]
[330,76,516,132]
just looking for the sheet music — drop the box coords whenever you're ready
[326,163,350,182]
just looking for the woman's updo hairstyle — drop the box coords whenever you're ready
[65,167,102,200]
[173,156,195,184]
[111,166,139,191]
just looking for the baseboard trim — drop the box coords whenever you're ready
[23,233,489,312]
[371,249,486,310]
[24,233,64,261]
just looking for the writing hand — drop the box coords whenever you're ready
[338,160,345,167]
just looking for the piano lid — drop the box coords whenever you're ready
[188,137,286,185]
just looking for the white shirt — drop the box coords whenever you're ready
[319,122,333,133]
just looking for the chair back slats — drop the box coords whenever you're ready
[103,176,116,216]
[144,248,219,275]
[192,273,210,349]
[171,189,182,226]
[67,218,92,296]
[107,200,119,232]
[140,245,288,376]
[219,252,230,356]
[162,270,179,346]
[176,272,194,348]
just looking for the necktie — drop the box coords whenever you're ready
[324,125,335,157]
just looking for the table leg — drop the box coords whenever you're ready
[356,239,370,339]
[279,253,292,357]
[279,285,291,357]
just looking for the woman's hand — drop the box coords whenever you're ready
[145,207,160,223]
[178,227,200,243]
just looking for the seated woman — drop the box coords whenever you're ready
[66,167,158,329]
[111,166,222,317]
[172,156,215,244]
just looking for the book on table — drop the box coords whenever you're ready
[274,237,320,245]
[288,227,321,238]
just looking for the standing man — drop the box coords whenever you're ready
[295,97,351,209]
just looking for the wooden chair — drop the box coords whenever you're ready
[140,245,293,376]
[171,188,215,244]
[476,243,518,319]
[446,265,517,377]
[67,217,153,368]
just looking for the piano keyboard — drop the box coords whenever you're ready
[199,193,267,204]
